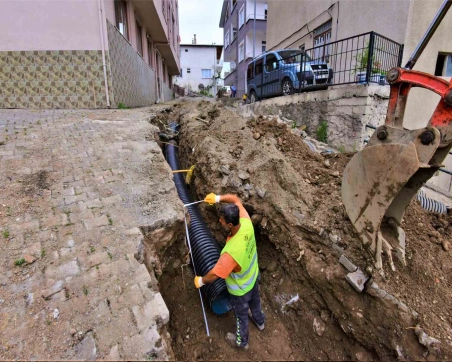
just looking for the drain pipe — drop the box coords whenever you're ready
[98,0,111,108]
[164,123,232,315]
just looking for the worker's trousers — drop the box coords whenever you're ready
[229,277,265,347]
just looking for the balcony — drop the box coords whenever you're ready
[246,13,267,23]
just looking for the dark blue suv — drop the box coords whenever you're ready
[246,50,333,102]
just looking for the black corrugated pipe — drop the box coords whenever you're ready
[164,123,231,315]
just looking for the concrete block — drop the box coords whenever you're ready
[346,268,369,293]
[83,215,109,230]
[74,331,97,361]
[339,255,358,272]
[122,325,166,361]
[366,282,387,299]
[331,243,345,256]
[45,260,80,280]
[102,194,122,205]
[132,293,169,332]
[41,280,65,300]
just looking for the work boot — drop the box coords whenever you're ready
[225,333,249,350]
[248,311,265,331]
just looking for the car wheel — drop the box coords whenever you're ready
[282,78,294,96]
[250,90,257,103]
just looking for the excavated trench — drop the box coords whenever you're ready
[147,100,452,361]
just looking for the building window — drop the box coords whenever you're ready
[225,1,230,21]
[313,21,332,62]
[299,44,305,53]
[114,0,129,40]
[239,5,245,28]
[179,69,183,77]
[225,31,230,48]
[187,68,191,73]
[136,20,143,56]
[185,49,188,52]
[202,69,212,78]
[239,40,245,62]
[265,5,268,20]
[148,39,154,67]
[172,15,176,47]
[435,53,452,77]
[262,41,266,53]
[232,24,237,41]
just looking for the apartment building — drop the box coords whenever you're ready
[177,42,224,95]
[220,0,268,98]
[0,0,180,109]
[266,0,452,193]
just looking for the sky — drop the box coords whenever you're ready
[178,0,224,46]
[178,0,229,74]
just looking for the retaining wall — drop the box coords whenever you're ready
[238,84,390,152]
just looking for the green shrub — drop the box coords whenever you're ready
[316,121,328,143]
[117,102,129,109]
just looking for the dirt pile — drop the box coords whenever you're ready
[154,99,452,361]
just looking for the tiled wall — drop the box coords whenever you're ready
[0,50,114,108]
[107,21,157,107]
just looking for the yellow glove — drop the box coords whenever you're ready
[204,193,220,205]
[194,276,204,288]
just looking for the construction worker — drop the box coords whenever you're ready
[230,84,237,98]
[194,193,265,350]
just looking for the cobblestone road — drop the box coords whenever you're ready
[0,107,182,360]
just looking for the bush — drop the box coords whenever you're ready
[316,121,328,143]
[117,102,129,109]
[200,90,213,98]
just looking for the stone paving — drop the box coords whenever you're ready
[0,107,183,360]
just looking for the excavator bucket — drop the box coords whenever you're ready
[341,1,452,272]
[341,67,451,272]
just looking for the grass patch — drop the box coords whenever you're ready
[107,214,113,225]
[0,141,5,146]
[6,206,11,216]
[41,248,46,258]
[90,246,96,253]
[316,120,328,143]
[83,285,89,296]
[107,251,113,260]
[117,102,129,109]
[3,229,10,239]
[15,258,26,266]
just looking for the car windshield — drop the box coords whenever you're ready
[277,50,312,63]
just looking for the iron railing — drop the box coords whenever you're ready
[239,31,403,100]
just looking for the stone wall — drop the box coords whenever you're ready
[0,50,112,109]
[238,84,390,151]
[107,21,157,108]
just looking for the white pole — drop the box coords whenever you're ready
[253,0,256,58]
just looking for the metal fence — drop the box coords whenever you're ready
[239,31,403,101]
[173,84,185,97]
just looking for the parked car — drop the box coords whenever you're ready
[246,50,334,103]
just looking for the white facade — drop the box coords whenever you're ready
[177,44,224,95]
